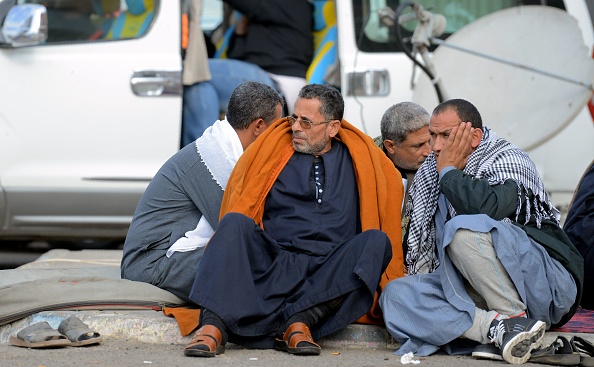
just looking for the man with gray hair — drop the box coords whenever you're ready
[375,102,431,246]
[121,81,283,302]
[375,102,431,202]
[378,102,431,172]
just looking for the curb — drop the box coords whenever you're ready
[0,310,396,349]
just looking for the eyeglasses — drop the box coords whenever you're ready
[286,115,333,129]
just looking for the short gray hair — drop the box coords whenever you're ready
[227,81,283,130]
[380,102,429,145]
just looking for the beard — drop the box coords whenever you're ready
[293,136,328,155]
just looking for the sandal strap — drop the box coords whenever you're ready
[553,336,574,354]
[16,322,68,343]
[184,325,223,352]
[572,336,594,356]
[282,322,320,349]
[58,316,100,342]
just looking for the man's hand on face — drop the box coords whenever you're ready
[436,122,475,173]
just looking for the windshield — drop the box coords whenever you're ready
[354,0,566,52]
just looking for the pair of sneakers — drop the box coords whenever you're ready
[472,317,546,364]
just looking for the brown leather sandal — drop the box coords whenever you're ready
[184,325,225,357]
[274,322,321,356]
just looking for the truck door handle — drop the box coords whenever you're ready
[130,70,182,97]
[346,69,390,96]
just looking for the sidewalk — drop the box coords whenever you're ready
[0,309,394,349]
[0,249,592,353]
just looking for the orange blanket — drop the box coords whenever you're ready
[163,307,201,336]
[220,118,404,325]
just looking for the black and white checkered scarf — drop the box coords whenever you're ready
[405,127,560,275]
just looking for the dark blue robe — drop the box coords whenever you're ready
[189,141,392,348]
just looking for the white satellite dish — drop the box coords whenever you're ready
[412,5,594,151]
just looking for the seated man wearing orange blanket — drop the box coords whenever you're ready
[184,84,404,357]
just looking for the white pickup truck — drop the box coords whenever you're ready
[0,0,592,245]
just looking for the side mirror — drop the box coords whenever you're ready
[1,4,47,47]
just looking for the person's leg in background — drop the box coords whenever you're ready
[209,59,280,113]
[182,59,281,147]
[182,81,219,147]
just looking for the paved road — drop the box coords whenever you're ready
[0,241,45,270]
[0,241,123,270]
[0,337,571,367]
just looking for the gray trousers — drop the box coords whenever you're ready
[447,229,527,344]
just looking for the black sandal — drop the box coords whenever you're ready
[529,336,581,366]
[572,336,594,367]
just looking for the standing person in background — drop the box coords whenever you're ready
[121,81,283,303]
[182,0,314,145]
[379,98,582,365]
[181,0,216,147]
[222,0,314,112]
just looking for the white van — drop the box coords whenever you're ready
[0,0,592,245]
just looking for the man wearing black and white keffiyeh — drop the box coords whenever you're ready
[380,99,584,365]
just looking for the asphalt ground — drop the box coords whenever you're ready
[2,333,593,367]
